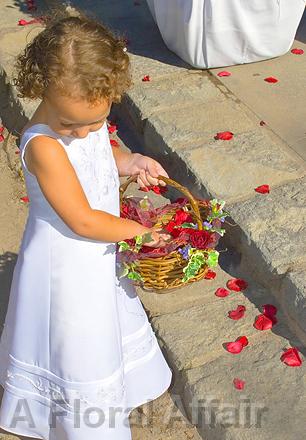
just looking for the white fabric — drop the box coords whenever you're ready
[146,0,306,68]
[0,122,172,440]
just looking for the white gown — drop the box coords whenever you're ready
[146,0,306,68]
[0,122,172,440]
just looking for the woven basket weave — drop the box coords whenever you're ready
[119,174,214,293]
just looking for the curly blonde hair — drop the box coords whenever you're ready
[12,3,132,104]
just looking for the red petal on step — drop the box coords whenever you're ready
[217,71,231,77]
[226,278,248,291]
[214,131,234,141]
[15,150,20,154]
[280,347,302,367]
[0,134,4,142]
[110,139,119,147]
[264,76,278,83]
[233,378,245,390]
[20,196,29,203]
[215,288,230,298]
[108,125,117,134]
[262,304,277,317]
[291,48,304,55]
[253,314,275,330]
[204,270,216,280]
[255,184,270,194]
[142,75,151,82]
[237,335,249,347]
[228,305,246,320]
[260,120,266,126]
[0,126,4,133]
[18,19,29,25]
[225,341,244,354]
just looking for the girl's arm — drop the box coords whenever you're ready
[25,136,151,242]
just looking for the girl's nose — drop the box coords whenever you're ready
[72,128,90,138]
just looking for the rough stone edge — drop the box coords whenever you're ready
[115,79,306,348]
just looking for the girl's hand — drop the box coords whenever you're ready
[127,154,169,188]
[141,228,172,248]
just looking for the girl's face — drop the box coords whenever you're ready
[43,85,112,138]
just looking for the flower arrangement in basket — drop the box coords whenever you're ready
[117,175,229,293]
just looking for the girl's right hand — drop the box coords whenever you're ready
[141,228,172,248]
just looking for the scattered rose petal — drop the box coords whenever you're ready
[217,71,231,77]
[110,139,119,147]
[142,75,151,82]
[228,305,246,320]
[204,270,216,280]
[214,131,234,141]
[108,125,117,134]
[260,120,266,126]
[233,378,245,390]
[253,314,275,330]
[151,185,167,195]
[0,126,4,133]
[262,304,277,317]
[255,184,270,194]
[18,17,43,26]
[226,278,248,292]
[0,134,4,142]
[264,76,278,83]
[237,335,249,347]
[281,347,302,367]
[224,336,248,354]
[215,287,230,298]
[291,48,304,55]
[20,196,29,203]
[15,150,20,154]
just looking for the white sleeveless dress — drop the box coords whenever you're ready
[0,122,172,440]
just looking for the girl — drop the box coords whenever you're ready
[0,6,173,440]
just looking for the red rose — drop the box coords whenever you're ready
[189,230,214,249]
[173,209,193,225]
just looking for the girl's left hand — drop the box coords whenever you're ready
[129,154,169,188]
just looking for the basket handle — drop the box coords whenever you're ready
[119,174,203,230]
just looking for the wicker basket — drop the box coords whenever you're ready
[119,174,217,293]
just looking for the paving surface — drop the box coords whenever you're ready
[0,1,306,440]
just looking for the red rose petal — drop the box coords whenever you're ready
[20,196,29,203]
[262,304,277,317]
[142,75,151,82]
[15,150,20,154]
[0,126,4,133]
[237,335,249,347]
[255,184,270,194]
[233,378,245,390]
[108,125,117,134]
[0,134,4,142]
[253,314,275,330]
[226,278,248,292]
[260,120,266,126]
[281,347,302,367]
[291,48,304,55]
[205,270,216,280]
[214,131,234,141]
[110,139,119,147]
[215,287,230,298]
[228,305,246,320]
[217,71,231,77]
[264,76,278,83]
[225,341,244,354]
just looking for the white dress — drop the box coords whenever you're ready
[146,0,306,68]
[0,122,172,440]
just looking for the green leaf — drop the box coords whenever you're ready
[118,262,130,278]
[118,241,131,252]
[127,271,143,281]
[206,250,219,267]
[139,197,150,210]
[179,222,197,228]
